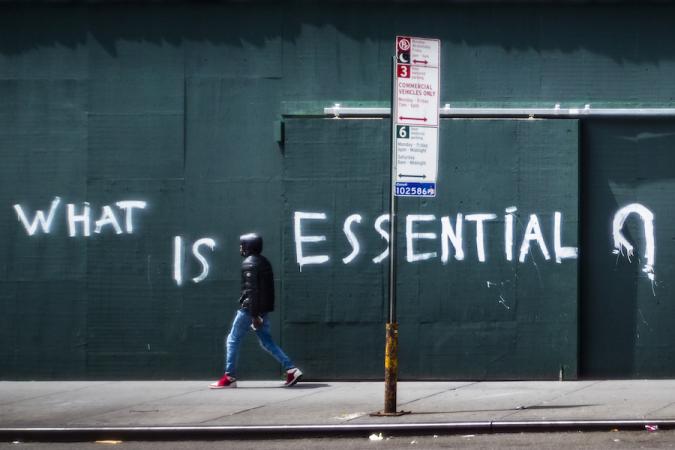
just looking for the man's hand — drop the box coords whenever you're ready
[251,315,263,331]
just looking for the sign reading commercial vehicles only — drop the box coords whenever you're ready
[394,36,440,197]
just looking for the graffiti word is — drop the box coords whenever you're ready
[172,236,217,286]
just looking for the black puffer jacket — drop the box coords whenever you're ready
[239,234,275,317]
[240,254,275,317]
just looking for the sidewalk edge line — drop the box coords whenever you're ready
[2,419,675,441]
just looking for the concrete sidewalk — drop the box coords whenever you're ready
[1,380,675,439]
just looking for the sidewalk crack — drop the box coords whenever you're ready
[199,385,339,424]
[0,382,117,407]
[498,380,604,419]
[199,404,267,423]
[398,382,481,408]
[646,399,675,417]
[65,387,208,425]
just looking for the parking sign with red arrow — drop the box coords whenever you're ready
[394,36,440,197]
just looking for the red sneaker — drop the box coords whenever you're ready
[283,368,303,387]
[209,373,237,389]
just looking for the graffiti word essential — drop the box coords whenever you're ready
[293,208,578,271]
[13,197,147,237]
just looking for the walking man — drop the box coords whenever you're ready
[210,233,303,389]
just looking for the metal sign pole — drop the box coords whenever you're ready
[384,55,399,415]
[388,55,398,328]
[375,36,439,417]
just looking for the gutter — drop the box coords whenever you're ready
[2,419,675,441]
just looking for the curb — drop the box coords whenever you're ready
[2,420,675,442]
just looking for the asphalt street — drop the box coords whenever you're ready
[2,430,675,449]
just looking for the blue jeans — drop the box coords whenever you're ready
[225,309,294,377]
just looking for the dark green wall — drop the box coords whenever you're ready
[0,2,674,379]
[283,118,579,380]
[581,119,675,378]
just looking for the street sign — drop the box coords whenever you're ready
[382,36,442,416]
[395,124,438,185]
[396,36,440,67]
[395,64,439,127]
[394,36,440,197]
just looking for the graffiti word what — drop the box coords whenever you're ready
[13,197,147,237]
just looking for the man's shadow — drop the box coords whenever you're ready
[237,383,331,389]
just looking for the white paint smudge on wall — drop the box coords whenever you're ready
[486,279,514,310]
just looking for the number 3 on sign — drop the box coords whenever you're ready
[397,64,410,78]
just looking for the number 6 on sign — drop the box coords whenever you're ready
[397,126,409,139]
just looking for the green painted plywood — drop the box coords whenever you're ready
[1,2,675,379]
[0,282,87,378]
[0,80,87,283]
[83,179,184,379]
[183,77,286,379]
[581,120,675,378]
[398,119,579,380]
[0,79,88,378]
[282,118,578,380]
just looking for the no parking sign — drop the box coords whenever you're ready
[394,36,440,197]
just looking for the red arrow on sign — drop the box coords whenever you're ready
[400,116,427,122]
[413,59,428,64]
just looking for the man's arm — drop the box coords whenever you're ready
[251,315,263,330]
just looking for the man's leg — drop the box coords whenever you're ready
[253,314,294,371]
[225,309,251,376]
[210,309,250,389]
